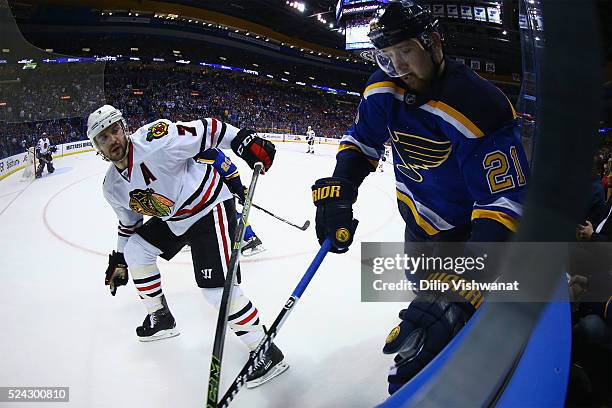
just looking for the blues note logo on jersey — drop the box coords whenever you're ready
[146,122,169,142]
[129,188,174,216]
[390,130,452,182]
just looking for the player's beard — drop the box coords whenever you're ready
[400,71,433,94]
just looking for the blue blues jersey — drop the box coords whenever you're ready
[197,148,240,180]
[197,148,244,197]
[334,60,529,241]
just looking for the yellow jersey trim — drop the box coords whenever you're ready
[471,209,517,232]
[426,101,485,138]
[396,190,440,236]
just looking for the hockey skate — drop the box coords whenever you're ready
[246,343,289,388]
[136,305,179,342]
[241,236,265,257]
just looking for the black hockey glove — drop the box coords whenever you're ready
[50,145,58,153]
[224,176,246,205]
[312,177,358,254]
[232,186,247,206]
[383,291,476,394]
[105,251,128,296]
[230,129,275,172]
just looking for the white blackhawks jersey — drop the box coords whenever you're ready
[37,137,51,155]
[102,118,240,252]
[306,129,315,140]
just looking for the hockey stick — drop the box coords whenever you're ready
[206,162,264,408]
[232,194,310,231]
[218,237,333,407]
[252,202,310,231]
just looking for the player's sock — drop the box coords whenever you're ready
[201,286,264,349]
[132,264,164,314]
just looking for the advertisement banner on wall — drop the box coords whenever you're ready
[0,140,95,181]
[0,152,27,179]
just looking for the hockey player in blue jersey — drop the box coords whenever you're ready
[311,0,529,394]
[198,148,265,256]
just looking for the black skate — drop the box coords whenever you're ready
[246,343,289,388]
[136,306,179,342]
[241,236,265,257]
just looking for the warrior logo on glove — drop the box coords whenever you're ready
[312,177,359,254]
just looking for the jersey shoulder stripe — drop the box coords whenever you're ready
[363,70,406,101]
[432,60,517,138]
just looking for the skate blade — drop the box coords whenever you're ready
[138,328,180,342]
[246,361,289,389]
[241,247,266,257]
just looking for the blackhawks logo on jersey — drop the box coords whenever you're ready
[390,130,452,182]
[129,188,174,217]
[146,121,169,142]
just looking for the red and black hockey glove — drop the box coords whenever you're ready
[312,177,359,253]
[105,251,129,296]
[231,129,275,172]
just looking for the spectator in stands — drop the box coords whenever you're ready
[1,62,359,160]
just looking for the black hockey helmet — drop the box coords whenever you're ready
[368,1,440,50]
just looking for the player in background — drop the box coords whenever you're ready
[311,0,529,394]
[35,132,56,178]
[197,148,266,257]
[306,125,316,154]
[88,105,287,387]
[21,146,36,181]
[377,145,390,172]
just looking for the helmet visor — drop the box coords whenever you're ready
[373,48,414,78]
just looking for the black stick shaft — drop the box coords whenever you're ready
[218,238,332,407]
[206,162,264,408]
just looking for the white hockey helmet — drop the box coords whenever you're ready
[308,125,312,130]
[87,104,128,153]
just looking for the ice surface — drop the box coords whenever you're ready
[0,142,405,408]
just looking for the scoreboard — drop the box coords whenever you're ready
[336,0,389,50]
[337,0,506,51]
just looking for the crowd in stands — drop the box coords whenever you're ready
[0,62,359,158]
[567,141,612,407]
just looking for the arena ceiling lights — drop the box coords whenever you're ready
[286,1,306,13]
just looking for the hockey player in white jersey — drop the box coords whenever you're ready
[21,147,36,181]
[306,126,315,154]
[35,133,56,178]
[87,104,287,387]
[377,145,390,172]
